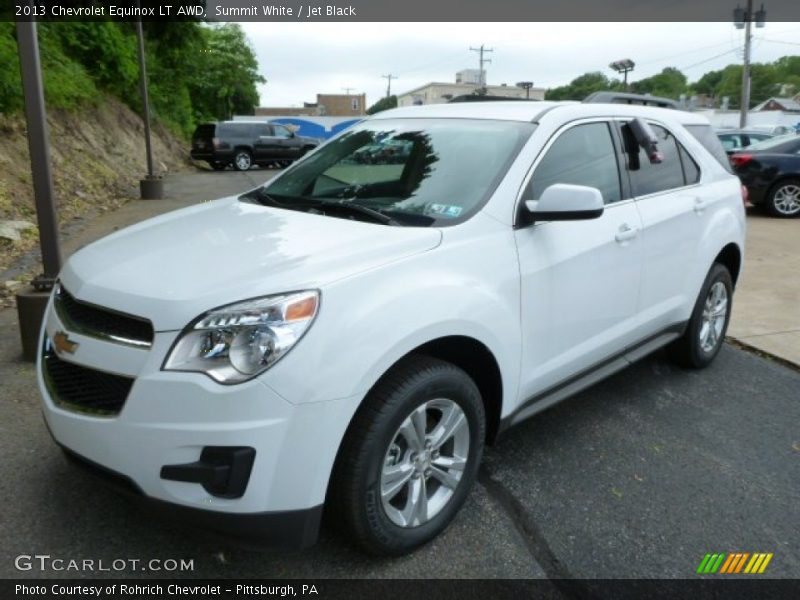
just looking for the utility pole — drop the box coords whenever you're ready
[469,45,493,89]
[342,87,355,95]
[734,1,766,128]
[382,74,397,98]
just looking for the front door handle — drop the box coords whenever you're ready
[615,223,638,243]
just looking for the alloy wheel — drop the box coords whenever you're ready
[699,281,728,353]
[772,184,800,216]
[235,152,251,170]
[380,398,470,528]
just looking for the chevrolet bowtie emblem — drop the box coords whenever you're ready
[53,331,78,355]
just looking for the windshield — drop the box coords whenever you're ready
[746,133,800,152]
[255,118,535,226]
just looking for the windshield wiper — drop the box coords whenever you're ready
[255,190,401,226]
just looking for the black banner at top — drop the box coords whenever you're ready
[5,0,800,22]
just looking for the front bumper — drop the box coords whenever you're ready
[56,443,322,549]
[37,298,360,548]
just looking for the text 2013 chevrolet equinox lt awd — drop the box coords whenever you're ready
[39,102,745,555]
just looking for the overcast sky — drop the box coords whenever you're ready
[239,22,800,108]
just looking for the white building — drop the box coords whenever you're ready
[397,80,545,107]
[456,69,483,85]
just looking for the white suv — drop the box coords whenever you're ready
[38,101,745,555]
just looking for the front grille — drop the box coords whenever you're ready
[54,284,153,347]
[42,347,134,416]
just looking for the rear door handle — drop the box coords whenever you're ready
[693,197,710,212]
[615,223,638,243]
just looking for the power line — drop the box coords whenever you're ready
[680,48,740,71]
[758,37,800,47]
[636,39,741,67]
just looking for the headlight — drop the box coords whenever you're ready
[163,291,319,384]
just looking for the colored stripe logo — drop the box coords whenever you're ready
[697,552,773,574]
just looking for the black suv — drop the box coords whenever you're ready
[191,121,321,171]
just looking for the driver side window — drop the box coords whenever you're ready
[525,122,622,205]
[273,125,292,139]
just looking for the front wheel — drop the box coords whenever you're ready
[329,356,485,555]
[765,179,800,218]
[668,263,733,368]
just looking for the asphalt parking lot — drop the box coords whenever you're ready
[0,168,798,580]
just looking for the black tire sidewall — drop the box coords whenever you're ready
[685,264,733,367]
[358,363,485,554]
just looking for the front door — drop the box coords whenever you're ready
[514,120,644,401]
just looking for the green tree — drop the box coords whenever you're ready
[187,24,264,122]
[367,95,397,114]
[546,72,621,101]
[630,67,688,99]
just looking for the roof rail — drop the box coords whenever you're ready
[583,91,678,109]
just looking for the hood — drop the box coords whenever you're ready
[60,197,441,331]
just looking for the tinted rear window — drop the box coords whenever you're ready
[193,124,216,139]
[686,124,733,173]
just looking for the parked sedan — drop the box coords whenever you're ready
[730,134,800,217]
[716,129,774,154]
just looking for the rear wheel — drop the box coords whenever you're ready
[329,356,485,555]
[765,179,800,218]
[668,263,733,368]
[233,150,252,171]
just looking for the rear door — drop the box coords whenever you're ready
[272,124,302,158]
[191,123,216,154]
[253,124,285,160]
[617,120,706,333]
[514,120,644,400]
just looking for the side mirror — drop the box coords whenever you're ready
[525,183,604,222]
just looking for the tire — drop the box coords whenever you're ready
[210,161,227,171]
[667,263,733,369]
[232,149,252,171]
[329,355,485,556]
[764,178,800,218]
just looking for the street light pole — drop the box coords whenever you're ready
[15,17,63,360]
[516,81,534,99]
[135,13,163,199]
[16,20,61,288]
[609,59,635,92]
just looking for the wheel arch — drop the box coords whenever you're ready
[714,242,742,288]
[324,334,504,511]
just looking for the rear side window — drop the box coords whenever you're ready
[679,146,701,184]
[217,123,255,137]
[686,124,733,173]
[622,123,685,197]
[526,122,622,204]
